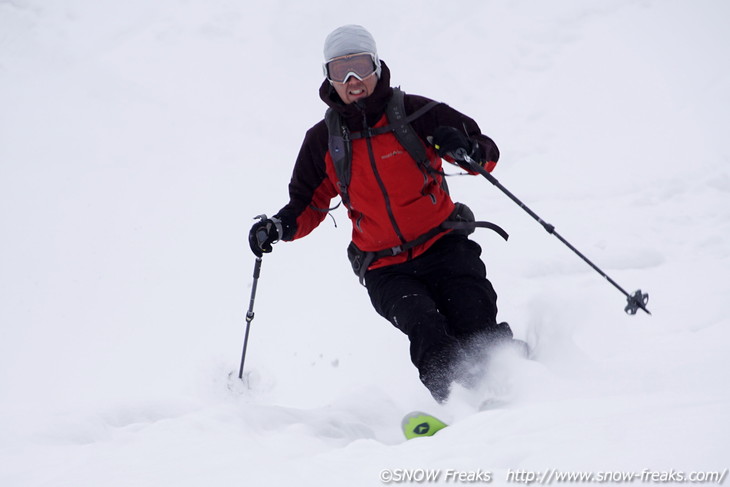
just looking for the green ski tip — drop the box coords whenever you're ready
[402,411,448,440]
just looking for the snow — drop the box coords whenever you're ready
[1,0,729,485]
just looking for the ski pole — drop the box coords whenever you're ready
[238,254,264,379]
[457,150,651,316]
[238,215,268,379]
[238,215,274,379]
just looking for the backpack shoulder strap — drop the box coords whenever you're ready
[324,107,352,207]
[386,87,439,167]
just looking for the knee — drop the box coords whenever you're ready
[388,294,441,335]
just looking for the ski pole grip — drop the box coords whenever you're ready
[453,148,471,165]
[253,213,272,250]
[256,228,269,247]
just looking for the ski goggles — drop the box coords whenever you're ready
[324,52,378,83]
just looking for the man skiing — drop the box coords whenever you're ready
[248,25,520,403]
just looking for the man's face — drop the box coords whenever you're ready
[332,72,378,104]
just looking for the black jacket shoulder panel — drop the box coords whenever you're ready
[274,119,331,240]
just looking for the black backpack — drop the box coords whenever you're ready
[324,87,508,284]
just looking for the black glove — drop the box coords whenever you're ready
[431,126,483,164]
[248,215,281,257]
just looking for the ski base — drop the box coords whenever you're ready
[401,411,448,440]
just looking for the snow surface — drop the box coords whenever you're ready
[1,0,729,485]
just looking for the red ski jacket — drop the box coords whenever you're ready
[274,62,499,270]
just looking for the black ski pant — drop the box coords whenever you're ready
[364,234,512,402]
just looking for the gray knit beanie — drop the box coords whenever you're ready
[323,25,381,78]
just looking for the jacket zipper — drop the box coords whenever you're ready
[360,109,410,256]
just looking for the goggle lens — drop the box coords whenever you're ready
[326,53,376,83]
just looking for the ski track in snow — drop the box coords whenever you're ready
[1,0,729,485]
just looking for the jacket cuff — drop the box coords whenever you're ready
[273,212,297,241]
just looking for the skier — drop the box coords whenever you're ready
[248,25,521,403]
